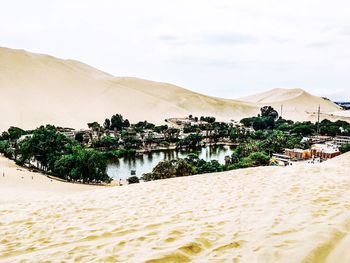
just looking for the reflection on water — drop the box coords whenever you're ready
[107,145,234,179]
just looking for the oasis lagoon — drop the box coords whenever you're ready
[107,145,234,180]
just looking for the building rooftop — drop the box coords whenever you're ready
[285,148,307,153]
[311,144,339,154]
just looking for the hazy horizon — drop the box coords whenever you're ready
[1,0,349,101]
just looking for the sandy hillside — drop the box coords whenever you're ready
[0,156,97,202]
[330,110,350,118]
[240,88,343,121]
[1,153,350,262]
[1,47,348,132]
[0,47,258,131]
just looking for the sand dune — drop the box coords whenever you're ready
[0,156,97,203]
[240,88,342,121]
[1,153,350,262]
[1,47,348,132]
[331,110,350,118]
[0,47,258,131]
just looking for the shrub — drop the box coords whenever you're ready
[339,144,350,154]
[174,159,196,177]
[0,140,9,154]
[127,176,140,184]
[93,136,119,148]
[53,146,111,183]
[176,133,202,148]
[141,173,154,182]
[74,132,85,143]
[260,106,279,119]
[197,159,223,174]
[247,152,270,166]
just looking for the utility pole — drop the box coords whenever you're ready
[317,105,321,135]
[280,104,283,119]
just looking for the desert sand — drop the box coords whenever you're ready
[0,47,257,131]
[0,47,347,132]
[330,110,350,118]
[1,153,350,262]
[240,88,344,122]
[0,156,97,203]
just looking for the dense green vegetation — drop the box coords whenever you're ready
[109,114,130,131]
[242,117,350,138]
[1,125,111,183]
[141,107,350,182]
[142,159,197,181]
[176,133,202,148]
[0,140,11,158]
[17,125,74,170]
[1,107,349,184]
[142,131,290,182]
[127,176,140,184]
[339,144,350,153]
[53,146,111,183]
[84,110,350,156]
[199,116,216,123]
[141,150,271,182]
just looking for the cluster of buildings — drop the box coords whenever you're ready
[172,118,209,127]
[76,128,168,147]
[273,135,350,165]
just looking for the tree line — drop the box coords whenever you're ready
[1,125,111,183]
[1,107,350,184]
[137,106,350,182]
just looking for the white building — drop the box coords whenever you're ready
[334,136,350,147]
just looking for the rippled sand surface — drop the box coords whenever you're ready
[1,154,350,262]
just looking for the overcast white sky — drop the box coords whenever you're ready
[1,0,349,100]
